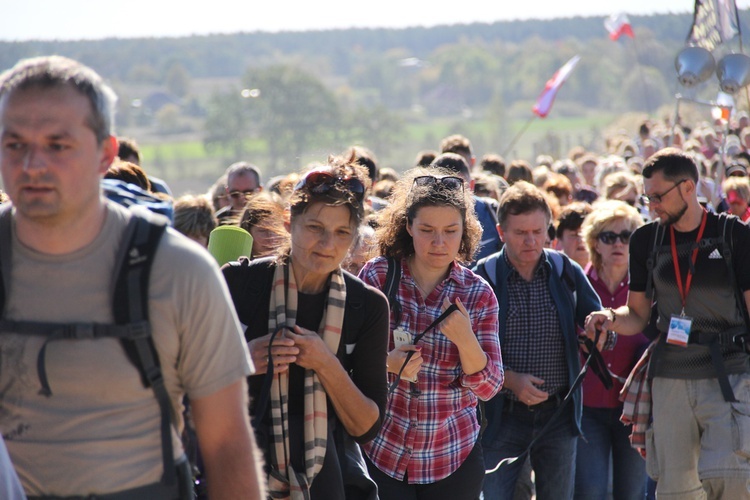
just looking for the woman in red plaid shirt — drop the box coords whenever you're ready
[358,160,504,499]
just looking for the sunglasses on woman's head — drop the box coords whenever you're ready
[295,169,366,201]
[597,230,633,245]
[412,175,464,191]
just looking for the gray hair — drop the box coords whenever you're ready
[0,55,117,142]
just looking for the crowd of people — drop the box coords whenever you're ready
[1,54,749,500]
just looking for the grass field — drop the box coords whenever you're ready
[133,113,620,196]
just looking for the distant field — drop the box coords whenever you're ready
[135,113,619,196]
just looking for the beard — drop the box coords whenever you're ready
[656,199,688,226]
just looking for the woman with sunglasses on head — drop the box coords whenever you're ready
[223,154,389,500]
[574,200,649,500]
[358,166,504,500]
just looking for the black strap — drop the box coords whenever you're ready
[0,204,12,317]
[384,257,402,325]
[645,222,665,301]
[485,329,603,474]
[113,214,176,486]
[387,303,459,394]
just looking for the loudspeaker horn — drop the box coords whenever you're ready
[675,46,716,87]
[717,53,750,94]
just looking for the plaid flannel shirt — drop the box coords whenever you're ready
[619,338,658,457]
[359,257,504,483]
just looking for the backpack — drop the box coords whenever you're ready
[643,213,750,402]
[475,249,577,309]
[0,204,192,498]
[473,197,503,262]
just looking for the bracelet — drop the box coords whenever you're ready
[606,307,617,324]
[603,330,618,351]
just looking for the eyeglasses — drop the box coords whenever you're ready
[640,179,686,206]
[597,230,633,245]
[412,175,464,191]
[228,189,259,200]
[295,169,366,201]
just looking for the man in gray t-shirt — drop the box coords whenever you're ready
[0,56,264,498]
[587,148,750,500]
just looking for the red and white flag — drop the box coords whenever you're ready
[532,55,581,118]
[605,13,635,41]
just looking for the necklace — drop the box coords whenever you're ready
[413,278,430,299]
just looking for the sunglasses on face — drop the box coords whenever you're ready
[228,189,259,200]
[597,230,633,245]
[411,175,465,191]
[295,169,366,201]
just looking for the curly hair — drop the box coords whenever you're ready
[373,167,481,264]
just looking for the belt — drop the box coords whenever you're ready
[503,392,565,413]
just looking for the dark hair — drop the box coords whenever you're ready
[430,152,471,180]
[440,134,473,166]
[415,150,438,167]
[506,160,533,185]
[373,167,481,264]
[642,147,699,182]
[117,137,141,164]
[497,181,552,229]
[555,201,593,239]
[480,154,506,177]
[346,145,379,182]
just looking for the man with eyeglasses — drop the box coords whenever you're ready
[215,161,263,223]
[586,148,750,499]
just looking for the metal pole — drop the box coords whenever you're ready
[502,115,537,158]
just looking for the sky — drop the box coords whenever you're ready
[3,0,750,42]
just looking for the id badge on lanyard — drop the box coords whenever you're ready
[666,210,707,347]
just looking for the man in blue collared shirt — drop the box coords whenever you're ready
[474,181,601,500]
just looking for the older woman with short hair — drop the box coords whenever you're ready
[574,200,649,500]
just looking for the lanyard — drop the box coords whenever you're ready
[670,209,707,315]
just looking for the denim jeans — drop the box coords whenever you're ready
[483,402,577,500]
[574,406,647,500]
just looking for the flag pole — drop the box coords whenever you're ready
[502,116,537,158]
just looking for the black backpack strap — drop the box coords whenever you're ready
[0,204,12,318]
[645,222,665,301]
[384,257,402,325]
[112,212,176,486]
[342,272,367,355]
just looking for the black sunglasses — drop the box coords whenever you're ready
[228,189,259,200]
[597,230,633,245]
[295,169,366,201]
[412,175,464,191]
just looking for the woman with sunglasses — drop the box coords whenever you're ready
[574,200,649,500]
[223,155,389,500]
[358,166,504,499]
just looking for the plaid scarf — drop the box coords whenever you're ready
[619,338,658,459]
[267,262,346,500]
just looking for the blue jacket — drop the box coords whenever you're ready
[473,248,602,443]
